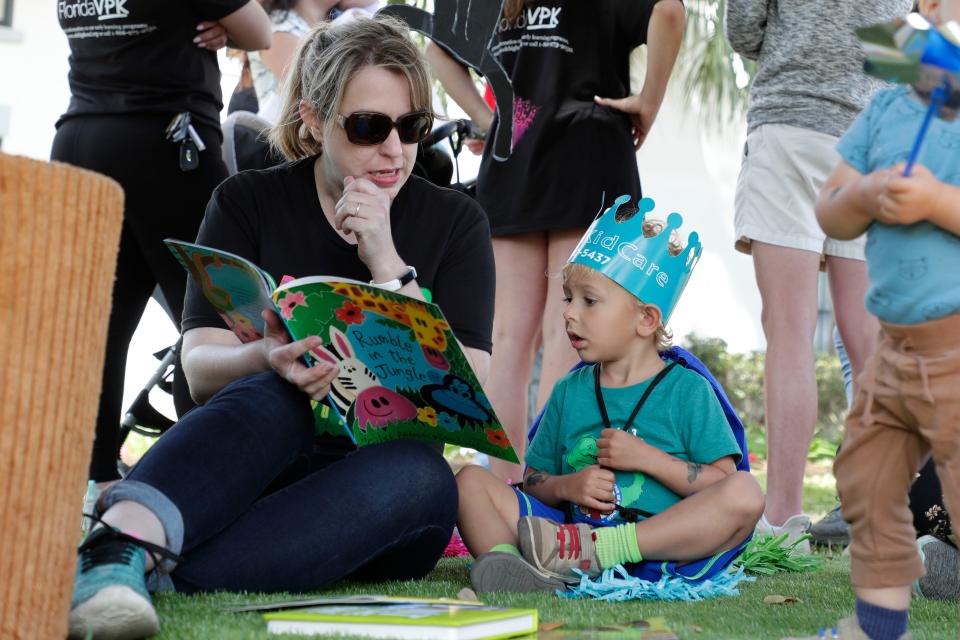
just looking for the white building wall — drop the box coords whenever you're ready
[0,2,71,158]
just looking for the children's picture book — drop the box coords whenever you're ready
[165,239,519,463]
[258,596,537,640]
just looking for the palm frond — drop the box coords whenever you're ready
[678,0,755,128]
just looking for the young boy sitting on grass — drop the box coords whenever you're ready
[798,1,960,638]
[456,198,765,594]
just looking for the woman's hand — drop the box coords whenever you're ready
[261,309,340,400]
[334,176,407,280]
[194,21,229,50]
[594,95,659,149]
[465,138,485,156]
[561,465,617,514]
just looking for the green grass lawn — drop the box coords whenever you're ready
[152,552,958,639]
[120,455,949,639]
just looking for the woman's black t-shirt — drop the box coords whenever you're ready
[478,0,658,236]
[57,0,248,128]
[182,158,496,353]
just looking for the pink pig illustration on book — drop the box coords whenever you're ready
[312,326,416,430]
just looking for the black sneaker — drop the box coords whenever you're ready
[809,505,850,546]
[914,536,960,600]
[68,522,180,639]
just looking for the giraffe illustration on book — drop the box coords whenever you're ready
[377,0,514,160]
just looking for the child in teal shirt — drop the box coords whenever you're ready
[456,201,764,593]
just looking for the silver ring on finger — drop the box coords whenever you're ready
[354,201,361,217]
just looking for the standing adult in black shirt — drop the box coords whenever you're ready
[67,16,494,640]
[52,0,272,488]
[427,0,684,480]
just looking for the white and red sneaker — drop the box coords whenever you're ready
[517,516,602,581]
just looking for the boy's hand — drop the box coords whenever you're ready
[858,166,898,219]
[879,163,945,225]
[597,428,649,472]
[562,465,616,514]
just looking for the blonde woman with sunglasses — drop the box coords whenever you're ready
[67,16,494,640]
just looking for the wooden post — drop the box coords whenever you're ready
[0,154,123,640]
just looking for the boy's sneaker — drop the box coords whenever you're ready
[517,516,602,581]
[781,616,913,639]
[470,551,568,593]
[914,535,960,600]
[809,505,850,546]
[756,514,812,555]
[68,526,160,640]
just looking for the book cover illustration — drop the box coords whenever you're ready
[273,277,519,463]
[165,240,518,462]
[167,240,275,343]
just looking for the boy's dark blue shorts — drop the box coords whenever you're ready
[513,487,750,583]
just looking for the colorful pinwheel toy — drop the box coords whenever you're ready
[858,15,960,174]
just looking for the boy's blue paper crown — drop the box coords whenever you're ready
[568,195,702,323]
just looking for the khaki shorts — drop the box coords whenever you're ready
[734,123,865,264]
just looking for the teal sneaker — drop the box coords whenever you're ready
[68,525,174,640]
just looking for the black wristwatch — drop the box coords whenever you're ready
[370,265,417,291]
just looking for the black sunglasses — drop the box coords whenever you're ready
[336,110,433,145]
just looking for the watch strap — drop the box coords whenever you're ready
[370,265,417,291]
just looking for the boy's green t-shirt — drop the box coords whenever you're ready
[525,364,741,523]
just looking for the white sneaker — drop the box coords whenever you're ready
[755,514,812,555]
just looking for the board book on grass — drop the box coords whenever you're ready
[165,239,518,463]
[256,596,537,640]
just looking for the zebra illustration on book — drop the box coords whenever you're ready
[312,326,381,413]
[312,326,418,430]
[377,0,514,160]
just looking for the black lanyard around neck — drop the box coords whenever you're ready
[593,361,678,433]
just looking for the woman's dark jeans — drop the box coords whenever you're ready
[102,371,458,593]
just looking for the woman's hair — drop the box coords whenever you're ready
[503,0,537,21]
[261,0,298,18]
[269,15,432,160]
[562,262,674,352]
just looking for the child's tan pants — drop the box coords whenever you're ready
[834,313,960,588]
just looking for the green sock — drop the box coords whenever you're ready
[489,543,521,558]
[594,523,643,568]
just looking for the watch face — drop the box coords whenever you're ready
[400,267,417,286]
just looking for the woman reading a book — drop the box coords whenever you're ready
[68,16,495,640]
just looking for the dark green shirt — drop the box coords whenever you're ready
[526,364,741,522]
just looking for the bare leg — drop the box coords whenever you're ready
[752,242,821,526]
[100,501,167,572]
[456,465,522,555]
[825,255,879,394]
[534,228,586,412]
[486,233,548,482]
[856,586,912,611]
[633,471,765,560]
